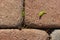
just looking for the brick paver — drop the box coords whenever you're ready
[50,30,60,40]
[25,0,60,28]
[0,29,49,40]
[0,0,23,28]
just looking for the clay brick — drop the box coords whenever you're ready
[50,30,60,40]
[25,0,60,28]
[0,29,49,40]
[0,0,23,28]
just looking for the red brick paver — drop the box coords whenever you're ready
[0,0,23,27]
[25,0,60,28]
[0,29,49,40]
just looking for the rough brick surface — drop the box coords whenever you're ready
[25,0,60,28]
[0,0,23,27]
[0,29,49,40]
[50,30,60,40]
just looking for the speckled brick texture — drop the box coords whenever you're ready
[0,29,49,40]
[0,0,23,28]
[50,30,60,40]
[25,0,60,28]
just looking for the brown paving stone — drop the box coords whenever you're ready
[0,0,23,27]
[25,0,60,28]
[0,29,49,40]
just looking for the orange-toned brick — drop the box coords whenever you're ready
[0,29,49,40]
[25,0,60,28]
[0,0,23,28]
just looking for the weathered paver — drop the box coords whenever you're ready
[50,30,60,40]
[0,29,49,40]
[25,0,60,28]
[0,0,23,27]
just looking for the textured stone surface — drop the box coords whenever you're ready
[0,0,23,27]
[25,0,60,28]
[0,29,49,40]
[50,30,60,40]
